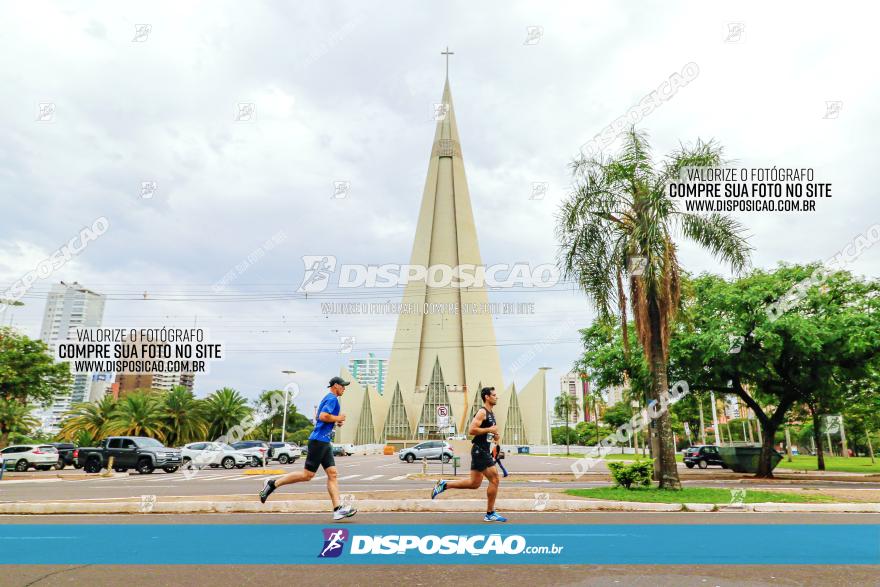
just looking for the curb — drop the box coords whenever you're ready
[2,499,878,515]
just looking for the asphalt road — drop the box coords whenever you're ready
[3,454,877,502]
[2,513,878,587]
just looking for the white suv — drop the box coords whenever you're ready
[181,442,249,470]
[1,444,60,472]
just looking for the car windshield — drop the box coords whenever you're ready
[136,438,164,448]
[38,445,58,452]
[219,444,236,451]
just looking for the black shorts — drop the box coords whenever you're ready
[304,440,335,472]
[470,445,495,471]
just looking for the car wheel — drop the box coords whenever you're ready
[405,453,415,463]
[685,462,695,469]
[250,456,261,467]
[441,454,450,463]
[114,467,127,473]
[221,457,235,469]
[163,466,179,473]
[697,459,708,469]
[84,458,102,474]
[55,460,65,470]
[73,463,82,469]
[14,459,29,472]
[278,454,289,464]
[136,458,155,474]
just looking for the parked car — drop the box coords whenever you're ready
[398,441,453,463]
[181,442,249,470]
[75,437,182,474]
[49,442,77,469]
[0,444,59,472]
[230,440,270,467]
[683,445,727,469]
[332,443,355,457]
[267,442,299,464]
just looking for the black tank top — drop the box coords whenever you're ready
[472,408,496,452]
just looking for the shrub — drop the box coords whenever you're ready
[607,459,654,489]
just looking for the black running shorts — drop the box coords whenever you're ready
[304,439,335,472]
[470,444,495,471]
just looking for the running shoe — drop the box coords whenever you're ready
[333,505,358,520]
[431,479,447,499]
[483,511,507,522]
[259,478,276,504]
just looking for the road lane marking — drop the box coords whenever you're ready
[338,474,362,480]
[361,475,383,481]
[390,475,409,481]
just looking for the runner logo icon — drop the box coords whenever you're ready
[318,528,349,558]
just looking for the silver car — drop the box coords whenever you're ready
[398,441,453,463]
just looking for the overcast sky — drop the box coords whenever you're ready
[1,1,877,415]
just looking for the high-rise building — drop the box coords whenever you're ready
[348,353,387,394]
[37,281,106,432]
[114,338,195,396]
[559,372,590,423]
[335,68,547,446]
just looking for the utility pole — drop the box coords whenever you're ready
[709,391,721,445]
[280,370,296,443]
[840,416,849,457]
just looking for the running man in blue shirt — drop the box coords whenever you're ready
[259,376,357,520]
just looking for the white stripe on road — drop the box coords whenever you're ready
[338,474,362,480]
[390,475,409,481]
[361,475,383,481]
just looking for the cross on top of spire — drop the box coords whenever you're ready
[441,46,454,80]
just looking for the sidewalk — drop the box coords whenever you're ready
[2,496,879,515]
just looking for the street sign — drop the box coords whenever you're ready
[436,405,449,418]
[437,415,450,430]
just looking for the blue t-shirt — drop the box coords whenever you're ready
[309,392,340,442]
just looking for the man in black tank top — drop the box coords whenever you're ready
[430,386,507,522]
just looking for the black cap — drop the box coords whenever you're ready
[328,376,350,388]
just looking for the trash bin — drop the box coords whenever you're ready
[517,446,530,454]
[718,445,782,473]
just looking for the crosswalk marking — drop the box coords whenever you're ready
[361,474,383,481]
[390,475,409,481]
[338,474,362,480]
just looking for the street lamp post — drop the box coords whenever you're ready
[280,370,296,443]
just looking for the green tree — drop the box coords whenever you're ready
[58,395,117,442]
[671,266,880,476]
[161,386,208,447]
[558,129,751,488]
[553,393,579,454]
[204,387,251,441]
[105,391,166,441]
[0,327,72,446]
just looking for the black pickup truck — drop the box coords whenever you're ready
[75,436,182,474]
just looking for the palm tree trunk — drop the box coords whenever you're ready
[866,427,875,464]
[646,298,681,490]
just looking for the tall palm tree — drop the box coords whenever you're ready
[553,393,580,455]
[204,387,251,441]
[105,391,166,441]
[558,128,751,489]
[161,386,208,447]
[58,395,117,442]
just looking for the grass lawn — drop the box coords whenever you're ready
[775,455,880,474]
[565,486,836,504]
